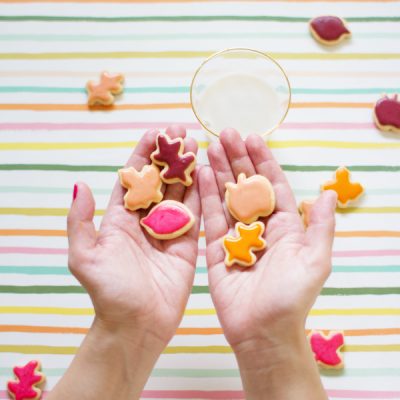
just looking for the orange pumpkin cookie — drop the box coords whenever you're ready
[223,221,266,267]
[86,71,124,106]
[321,167,364,208]
[299,199,315,227]
[309,16,351,46]
[309,330,345,369]
[118,164,163,211]
[225,173,275,224]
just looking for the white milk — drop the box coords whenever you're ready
[195,73,281,138]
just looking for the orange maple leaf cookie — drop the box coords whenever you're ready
[8,360,45,400]
[86,71,124,106]
[373,94,400,133]
[225,173,275,224]
[309,16,351,46]
[118,164,163,211]
[299,199,315,227]
[308,330,345,369]
[223,221,266,267]
[321,167,364,208]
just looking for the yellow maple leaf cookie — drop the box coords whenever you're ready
[118,164,163,211]
[223,221,266,267]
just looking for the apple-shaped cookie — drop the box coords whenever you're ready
[374,94,400,133]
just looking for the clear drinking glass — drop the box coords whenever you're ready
[190,48,291,139]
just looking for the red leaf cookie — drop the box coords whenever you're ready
[140,200,195,240]
[150,132,196,186]
[8,360,45,400]
[309,331,345,369]
[223,221,266,267]
[86,71,124,106]
[373,94,400,133]
[321,166,364,208]
[309,16,351,46]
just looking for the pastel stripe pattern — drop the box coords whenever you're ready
[0,0,400,398]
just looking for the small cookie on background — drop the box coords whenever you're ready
[309,331,345,369]
[373,94,400,134]
[86,71,124,106]
[309,16,351,46]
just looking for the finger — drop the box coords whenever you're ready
[164,136,198,202]
[245,134,298,213]
[198,165,229,267]
[219,128,256,178]
[67,182,97,282]
[304,190,337,273]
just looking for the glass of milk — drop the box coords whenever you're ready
[190,48,291,138]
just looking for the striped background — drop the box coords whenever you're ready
[0,0,400,399]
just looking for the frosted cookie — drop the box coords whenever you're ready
[150,132,196,186]
[225,173,275,224]
[140,200,195,240]
[8,360,46,400]
[118,164,163,211]
[299,199,315,227]
[321,167,364,208]
[86,71,124,106]
[223,221,266,267]
[373,95,400,133]
[309,16,351,46]
[309,331,345,369]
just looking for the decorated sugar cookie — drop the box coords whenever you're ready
[309,331,345,369]
[86,71,124,106]
[309,16,351,46]
[225,173,275,224]
[150,132,196,186]
[118,164,163,211]
[321,167,364,208]
[140,200,195,240]
[373,95,400,133]
[8,360,46,400]
[223,221,266,267]
[299,199,315,227]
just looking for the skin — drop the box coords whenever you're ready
[47,125,201,400]
[198,128,337,400]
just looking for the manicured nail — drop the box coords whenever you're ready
[73,184,78,201]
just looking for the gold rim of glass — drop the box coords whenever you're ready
[190,48,292,138]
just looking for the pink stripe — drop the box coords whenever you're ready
[333,249,400,257]
[1,390,397,400]
[0,247,67,255]
[0,122,375,131]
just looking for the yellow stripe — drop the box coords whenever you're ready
[185,308,216,316]
[337,207,400,214]
[310,308,400,316]
[344,344,400,352]
[0,208,105,216]
[0,306,94,315]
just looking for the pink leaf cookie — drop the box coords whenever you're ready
[309,331,345,369]
[309,16,351,46]
[225,173,275,224]
[8,360,45,400]
[86,71,124,106]
[118,164,163,211]
[373,94,400,133]
[150,132,196,186]
[140,200,195,240]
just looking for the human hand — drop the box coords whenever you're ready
[199,129,336,399]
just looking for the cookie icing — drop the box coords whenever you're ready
[151,132,196,186]
[310,16,350,45]
[140,200,195,240]
[225,173,275,224]
[86,71,124,106]
[374,95,400,133]
[223,221,266,267]
[118,164,163,211]
[8,360,45,400]
[321,167,364,208]
[309,331,345,369]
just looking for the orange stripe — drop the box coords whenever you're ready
[0,325,398,336]
[335,231,400,238]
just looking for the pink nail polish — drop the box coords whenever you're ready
[73,184,78,201]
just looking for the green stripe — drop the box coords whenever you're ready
[2,164,400,172]
[0,51,399,60]
[0,15,399,23]
[0,86,398,95]
[0,285,398,295]
[1,32,400,42]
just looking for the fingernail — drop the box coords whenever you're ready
[73,184,78,201]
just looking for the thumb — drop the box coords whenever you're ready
[304,190,337,271]
[67,182,97,276]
